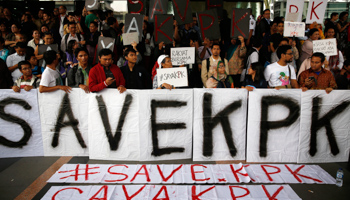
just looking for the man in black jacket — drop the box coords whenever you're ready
[256,9,271,40]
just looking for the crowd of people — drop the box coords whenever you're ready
[0,6,350,95]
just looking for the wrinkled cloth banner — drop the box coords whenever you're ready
[41,184,301,200]
[47,163,335,184]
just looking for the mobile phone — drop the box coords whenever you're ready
[308,76,315,81]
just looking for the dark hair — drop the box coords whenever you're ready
[40,24,49,33]
[25,14,32,21]
[212,43,220,49]
[339,11,348,20]
[252,39,262,48]
[263,9,270,15]
[15,42,27,49]
[343,60,350,68]
[25,53,35,61]
[107,17,117,26]
[251,62,265,82]
[68,22,76,28]
[331,12,338,18]
[18,61,31,71]
[308,28,319,37]
[11,22,21,29]
[67,40,77,55]
[32,29,40,35]
[280,38,289,44]
[311,52,326,63]
[270,21,278,27]
[0,37,4,44]
[43,31,53,37]
[43,50,57,65]
[277,21,284,26]
[68,12,74,17]
[274,16,284,22]
[74,47,89,58]
[60,5,67,10]
[101,30,112,37]
[324,27,335,33]
[277,45,292,59]
[90,21,98,28]
[99,48,113,57]
[124,47,136,58]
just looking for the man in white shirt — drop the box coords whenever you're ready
[198,37,213,61]
[58,6,68,38]
[247,12,256,46]
[264,45,299,88]
[39,50,71,93]
[6,42,26,82]
[61,22,84,52]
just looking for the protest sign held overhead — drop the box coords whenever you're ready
[123,32,139,46]
[156,67,188,88]
[306,0,328,24]
[284,22,305,37]
[85,0,100,11]
[154,14,174,44]
[285,0,304,22]
[171,47,195,66]
[172,0,193,25]
[96,36,115,56]
[38,44,59,68]
[124,14,144,41]
[148,0,168,22]
[231,9,250,39]
[313,38,337,57]
[127,0,145,14]
[197,9,221,40]
[206,0,224,19]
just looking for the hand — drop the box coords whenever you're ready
[66,61,73,66]
[79,84,90,93]
[23,85,33,91]
[198,64,202,70]
[13,64,18,69]
[325,88,333,94]
[172,40,176,47]
[340,69,347,75]
[179,65,185,67]
[158,41,165,50]
[12,86,20,93]
[290,40,296,47]
[173,20,178,27]
[57,54,61,59]
[238,36,244,43]
[245,86,254,91]
[80,41,86,45]
[117,85,126,93]
[105,77,115,86]
[304,78,314,87]
[203,38,210,48]
[301,87,308,92]
[131,41,137,49]
[59,86,72,93]
[161,83,173,90]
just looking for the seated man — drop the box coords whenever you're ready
[39,50,72,93]
[89,48,126,93]
[299,52,337,94]
[12,60,40,92]
[264,45,299,88]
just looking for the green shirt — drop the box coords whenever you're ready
[85,14,98,28]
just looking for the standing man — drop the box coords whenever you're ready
[6,42,26,83]
[39,50,71,93]
[89,49,126,93]
[58,6,68,38]
[61,22,84,52]
[264,45,299,88]
[256,9,270,40]
[201,43,229,87]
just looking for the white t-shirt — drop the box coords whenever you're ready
[264,62,296,87]
[6,53,25,83]
[40,67,61,87]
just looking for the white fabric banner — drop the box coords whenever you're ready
[306,0,328,24]
[298,90,350,163]
[138,89,193,161]
[247,89,301,163]
[193,89,247,161]
[0,89,44,158]
[88,89,140,160]
[41,184,301,200]
[47,163,335,184]
[38,89,89,156]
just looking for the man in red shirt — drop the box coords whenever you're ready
[89,49,126,93]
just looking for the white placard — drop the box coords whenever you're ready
[0,89,44,158]
[246,89,301,163]
[38,89,89,156]
[298,90,350,163]
[122,32,139,45]
[88,89,140,160]
[41,185,301,200]
[193,89,247,161]
[283,21,305,37]
[313,38,337,56]
[170,47,195,66]
[306,0,328,24]
[138,89,193,161]
[156,67,188,87]
[285,0,304,22]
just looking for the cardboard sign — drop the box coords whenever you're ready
[38,90,89,156]
[313,38,337,56]
[298,90,350,163]
[246,89,301,163]
[285,0,304,22]
[172,0,193,25]
[156,68,188,87]
[127,0,145,14]
[41,185,302,200]
[138,90,193,160]
[96,36,115,58]
[206,0,223,19]
[0,90,44,158]
[193,89,248,161]
[197,9,220,40]
[283,21,305,37]
[47,163,335,184]
[154,14,174,44]
[122,32,139,46]
[231,9,250,39]
[306,0,328,24]
[170,47,195,66]
[85,0,100,11]
[148,0,168,22]
[124,14,144,41]
[38,44,59,68]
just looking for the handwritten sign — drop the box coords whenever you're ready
[171,47,195,66]
[122,32,139,46]
[306,0,328,24]
[157,67,188,87]
[283,21,305,37]
[313,38,337,56]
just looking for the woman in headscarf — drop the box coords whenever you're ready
[152,55,174,89]
[206,60,234,88]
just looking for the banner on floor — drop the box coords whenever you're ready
[0,89,349,163]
